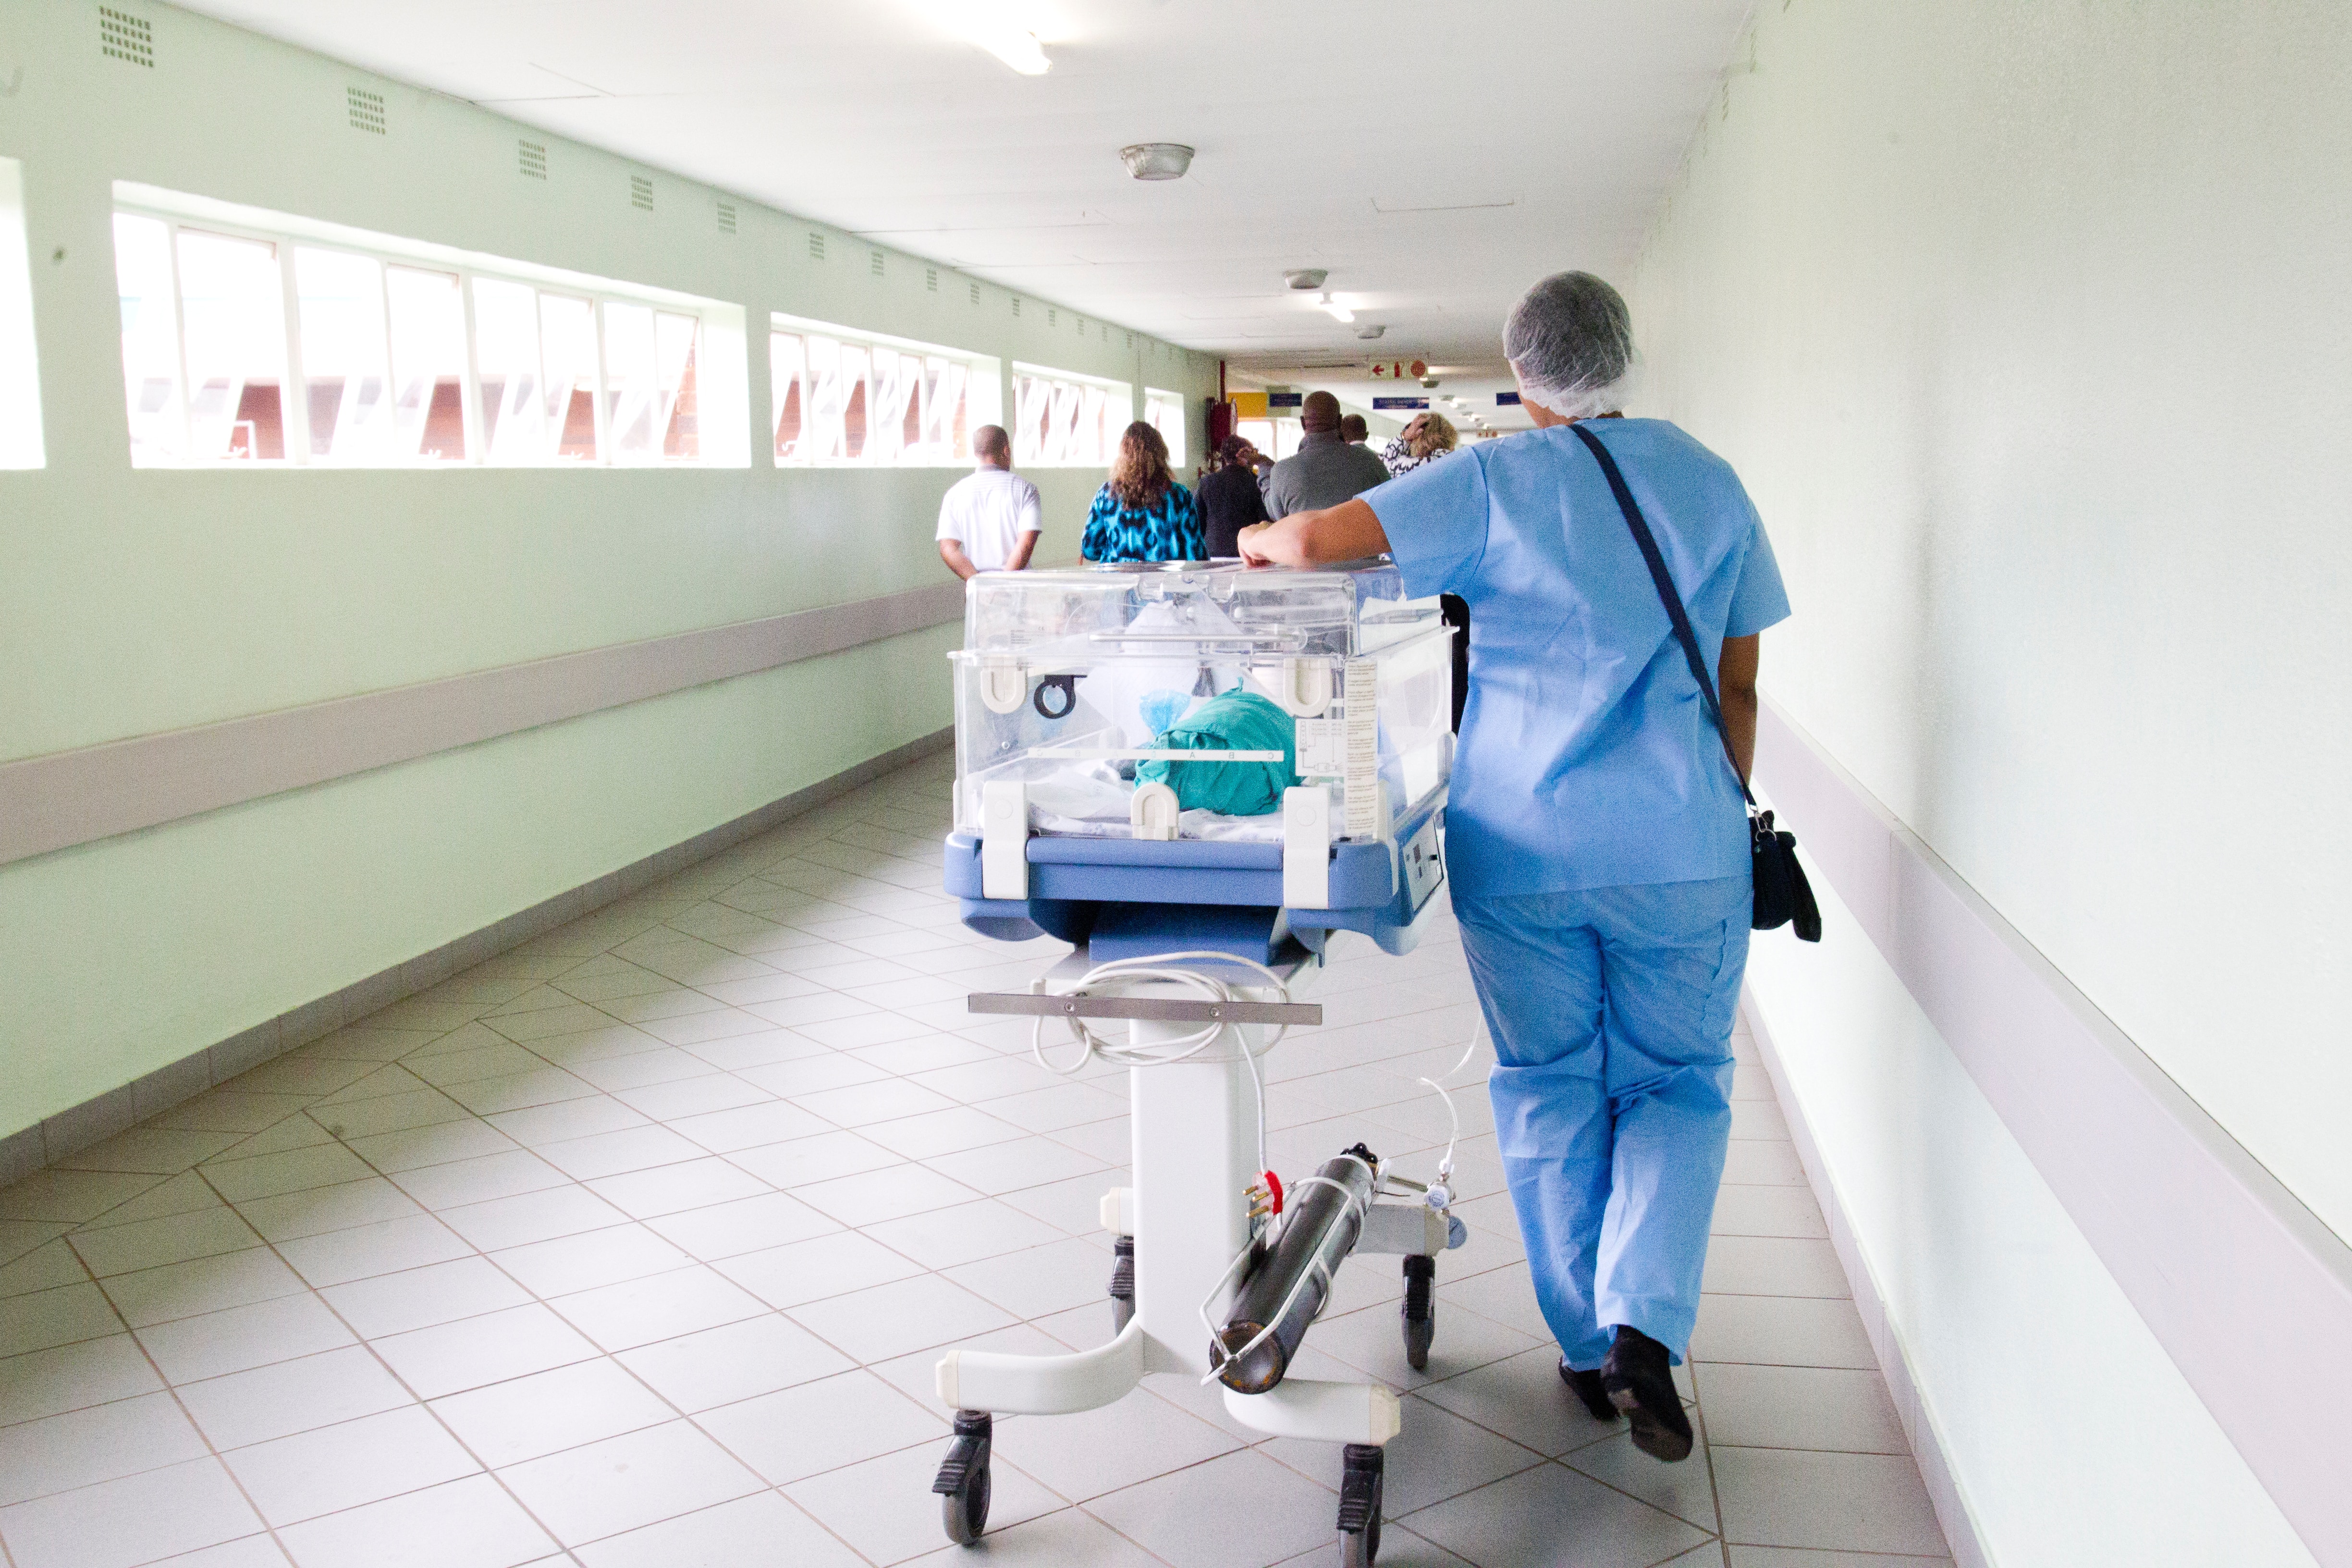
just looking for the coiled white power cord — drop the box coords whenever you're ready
[1028,949,1298,1180]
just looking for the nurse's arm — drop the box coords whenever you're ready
[1718,634,1761,785]
[1236,499,1390,567]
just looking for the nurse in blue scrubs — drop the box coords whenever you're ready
[1238,271,1789,1464]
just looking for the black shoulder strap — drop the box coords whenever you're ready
[1568,421,1755,808]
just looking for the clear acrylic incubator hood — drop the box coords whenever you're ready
[942,560,1455,959]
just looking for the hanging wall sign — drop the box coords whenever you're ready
[1268,392,1303,409]
[1372,396,1429,410]
[1496,392,1521,405]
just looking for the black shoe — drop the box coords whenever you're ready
[1557,1358,1619,1423]
[1600,1326,1693,1462]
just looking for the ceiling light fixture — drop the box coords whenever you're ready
[1283,269,1328,291]
[1356,324,1385,340]
[1319,293,1355,324]
[1119,143,1194,180]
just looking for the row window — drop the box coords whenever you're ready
[1143,387,1187,464]
[769,322,992,466]
[1,158,40,470]
[1235,417,1306,463]
[113,210,709,467]
[1013,365,1133,468]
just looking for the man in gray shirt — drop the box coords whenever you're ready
[1264,390,1392,516]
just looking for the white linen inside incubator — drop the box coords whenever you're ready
[1020,760,1337,845]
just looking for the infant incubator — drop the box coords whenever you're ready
[931,562,1467,1567]
[945,560,1455,956]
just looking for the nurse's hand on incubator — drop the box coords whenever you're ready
[1236,497,1390,568]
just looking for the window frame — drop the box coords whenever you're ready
[768,311,999,468]
[110,182,747,470]
[1010,361,1134,470]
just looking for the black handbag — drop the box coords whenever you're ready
[1571,423,1823,942]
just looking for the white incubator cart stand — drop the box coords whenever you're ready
[931,561,1467,1567]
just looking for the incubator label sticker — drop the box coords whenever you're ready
[1342,658,1379,837]
[1296,718,1345,778]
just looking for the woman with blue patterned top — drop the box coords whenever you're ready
[1081,421,1205,563]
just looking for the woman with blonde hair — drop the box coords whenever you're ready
[1081,420,1205,563]
[1381,410,1460,477]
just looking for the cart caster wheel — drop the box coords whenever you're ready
[1401,1254,1436,1372]
[1338,1442,1384,1567]
[1109,1236,1135,1335]
[932,1410,993,1546]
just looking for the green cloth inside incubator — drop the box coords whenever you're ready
[1135,690,1299,816]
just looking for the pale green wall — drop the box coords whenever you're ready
[1631,0,2345,1559]
[0,0,1216,1135]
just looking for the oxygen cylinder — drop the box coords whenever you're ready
[1212,1144,1380,1394]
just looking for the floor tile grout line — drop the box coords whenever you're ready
[1692,1386,1736,1568]
[77,1198,308,1568]
[199,1148,710,1563]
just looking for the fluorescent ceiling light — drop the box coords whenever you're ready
[973,23,1050,73]
[1319,293,1354,323]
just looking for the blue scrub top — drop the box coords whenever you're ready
[1367,418,1790,899]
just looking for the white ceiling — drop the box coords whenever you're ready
[175,0,1753,376]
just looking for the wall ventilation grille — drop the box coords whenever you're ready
[517,141,547,180]
[346,87,386,135]
[98,7,152,67]
[629,175,654,211]
[808,233,825,261]
[869,250,885,278]
[969,282,981,306]
[1047,308,1057,328]
[1126,331,1134,350]
[1011,298,1021,318]
[925,266,938,293]
[716,201,736,235]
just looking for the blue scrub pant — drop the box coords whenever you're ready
[1455,875,1750,1369]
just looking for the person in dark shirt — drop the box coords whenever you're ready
[1196,433,1272,558]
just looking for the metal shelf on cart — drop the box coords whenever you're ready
[967,992,1324,1026]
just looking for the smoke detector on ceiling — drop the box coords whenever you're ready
[1356,324,1385,340]
[1120,143,1194,180]
[1283,269,1328,291]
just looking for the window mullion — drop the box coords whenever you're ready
[277,241,312,465]
[590,296,611,466]
[457,266,484,466]
[163,220,194,464]
[376,260,399,466]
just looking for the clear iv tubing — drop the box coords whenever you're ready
[1390,1023,1485,1205]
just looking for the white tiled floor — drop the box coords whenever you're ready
[0,753,1953,1568]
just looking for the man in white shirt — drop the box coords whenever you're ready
[936,426,1042,579]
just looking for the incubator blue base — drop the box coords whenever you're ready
[943,788,1449,958]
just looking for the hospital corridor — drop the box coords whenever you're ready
[0,4,2345,1568]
